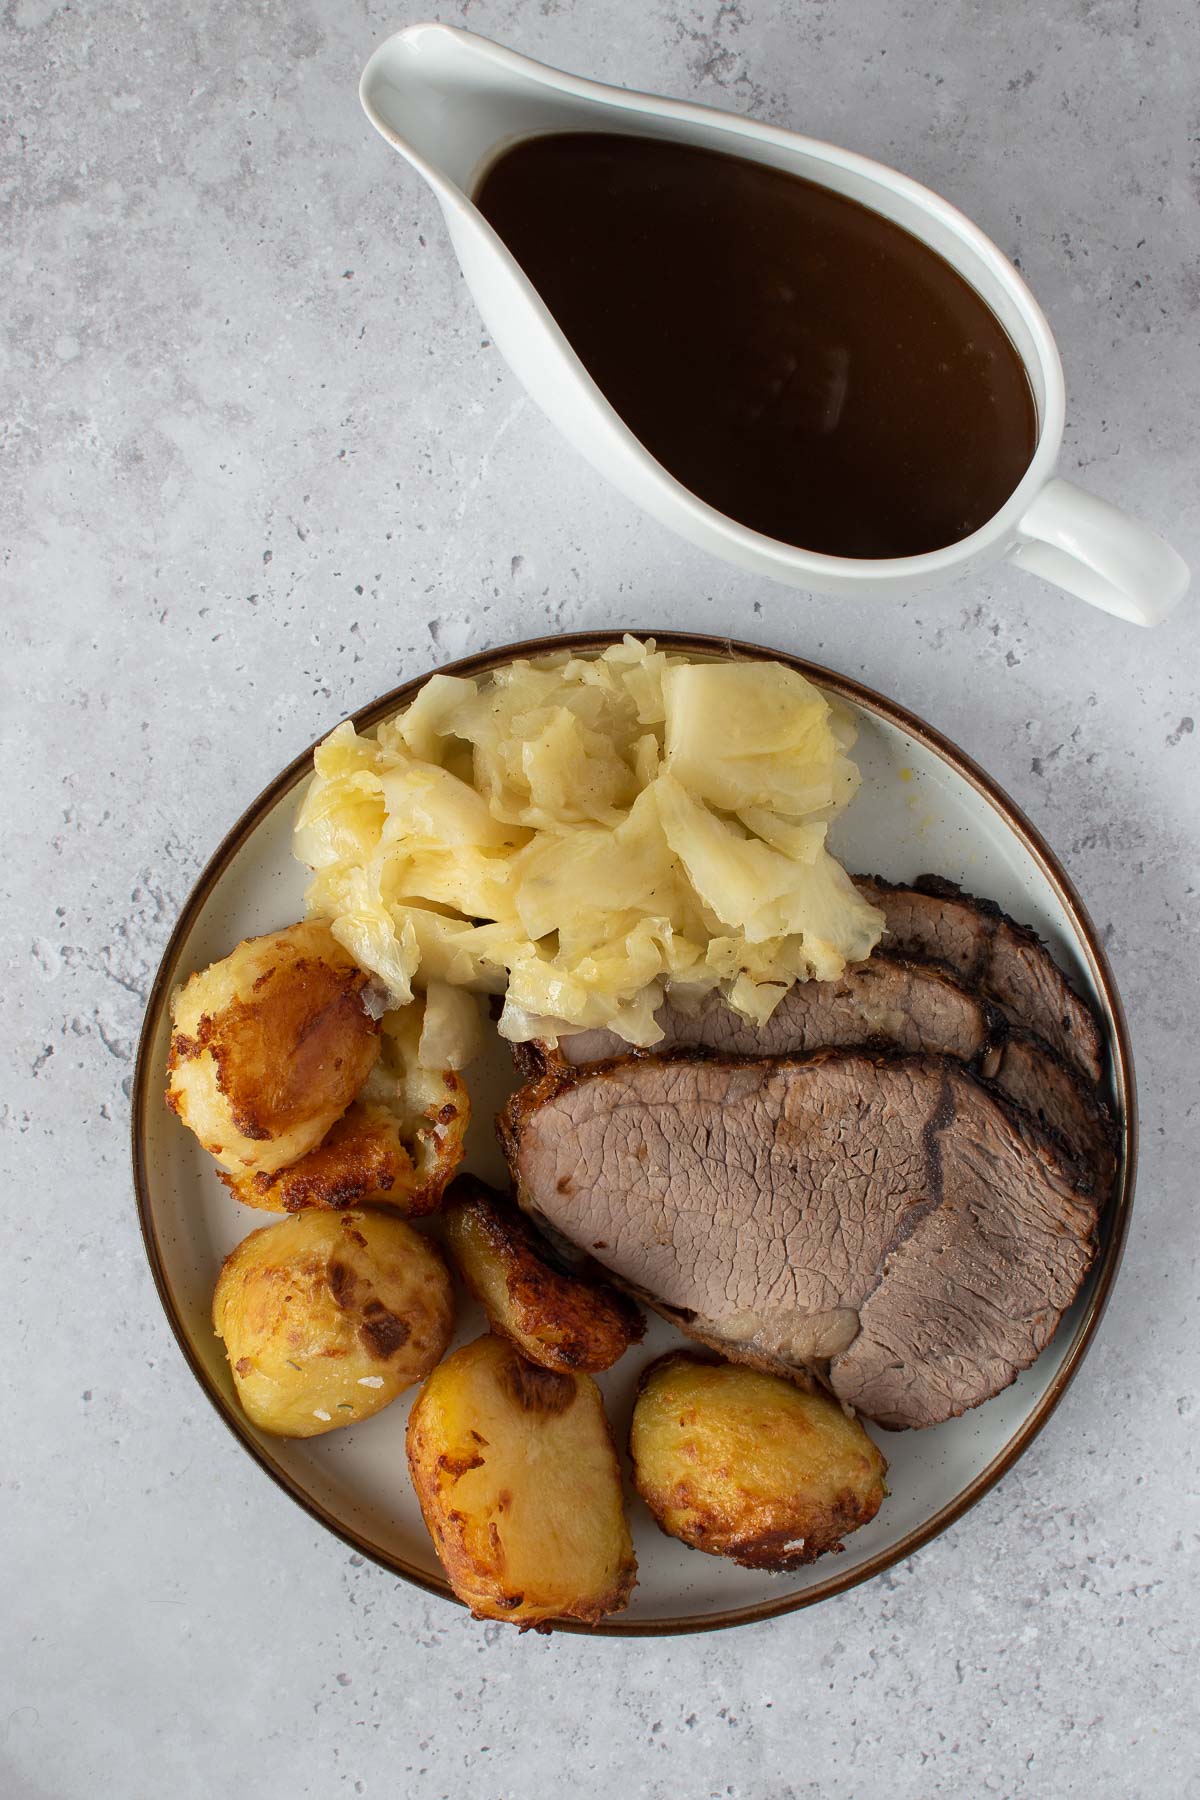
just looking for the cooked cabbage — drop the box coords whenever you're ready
[418,981,483,1072]
[294,638,881,1056]
[664,660,839,813]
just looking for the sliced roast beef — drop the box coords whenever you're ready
[530,953,1116,1195]
[502,1051,1098,1430]
[546,954,995,1068]
[990,1032,1117,1194]
[856,875,1104,1085]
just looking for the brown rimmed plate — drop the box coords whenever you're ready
[131,630,1135,1635]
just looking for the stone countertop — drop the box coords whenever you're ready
[4,0,1198,1794]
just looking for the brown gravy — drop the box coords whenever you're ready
[475,133,1037,559]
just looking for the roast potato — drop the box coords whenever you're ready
[221,1005,468,1214]
[213,1208,453,1437]
[407,1333,636,1629]
[443,1177,643,1373]
[167,921,381,1176]
[630,1353,886,1569]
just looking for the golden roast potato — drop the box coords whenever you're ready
[443,1177,643,1373]
[407,1333,636,1629]
[167,921,381,1176]
[213,1208,453,1437]
[630,1353,886,1569]
[221,1006,468,1214]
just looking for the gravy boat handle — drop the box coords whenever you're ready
[1011,478,1189,626]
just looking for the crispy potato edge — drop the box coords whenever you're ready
[212,1208,454,1438]
[406,1335,637,1630]
[630,1350,887,1572]
[444,1178,644,1374]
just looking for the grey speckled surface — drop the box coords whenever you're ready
[4,0,1199,1794]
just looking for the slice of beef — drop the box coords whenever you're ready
[547,954,995,1068]
[856,875,1104,1085]
[502,1051,1098,1431]
[989,1032,1117,1195]
[529,954,1116,1196]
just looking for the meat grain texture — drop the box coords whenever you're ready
[533,949,1116,1194]
[504,1051,1100,1430]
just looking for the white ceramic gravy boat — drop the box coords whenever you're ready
[361,24,1189,625]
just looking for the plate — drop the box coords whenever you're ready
[132,630,1135,1635]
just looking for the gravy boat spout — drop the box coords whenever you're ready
[360,25,1188,623]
